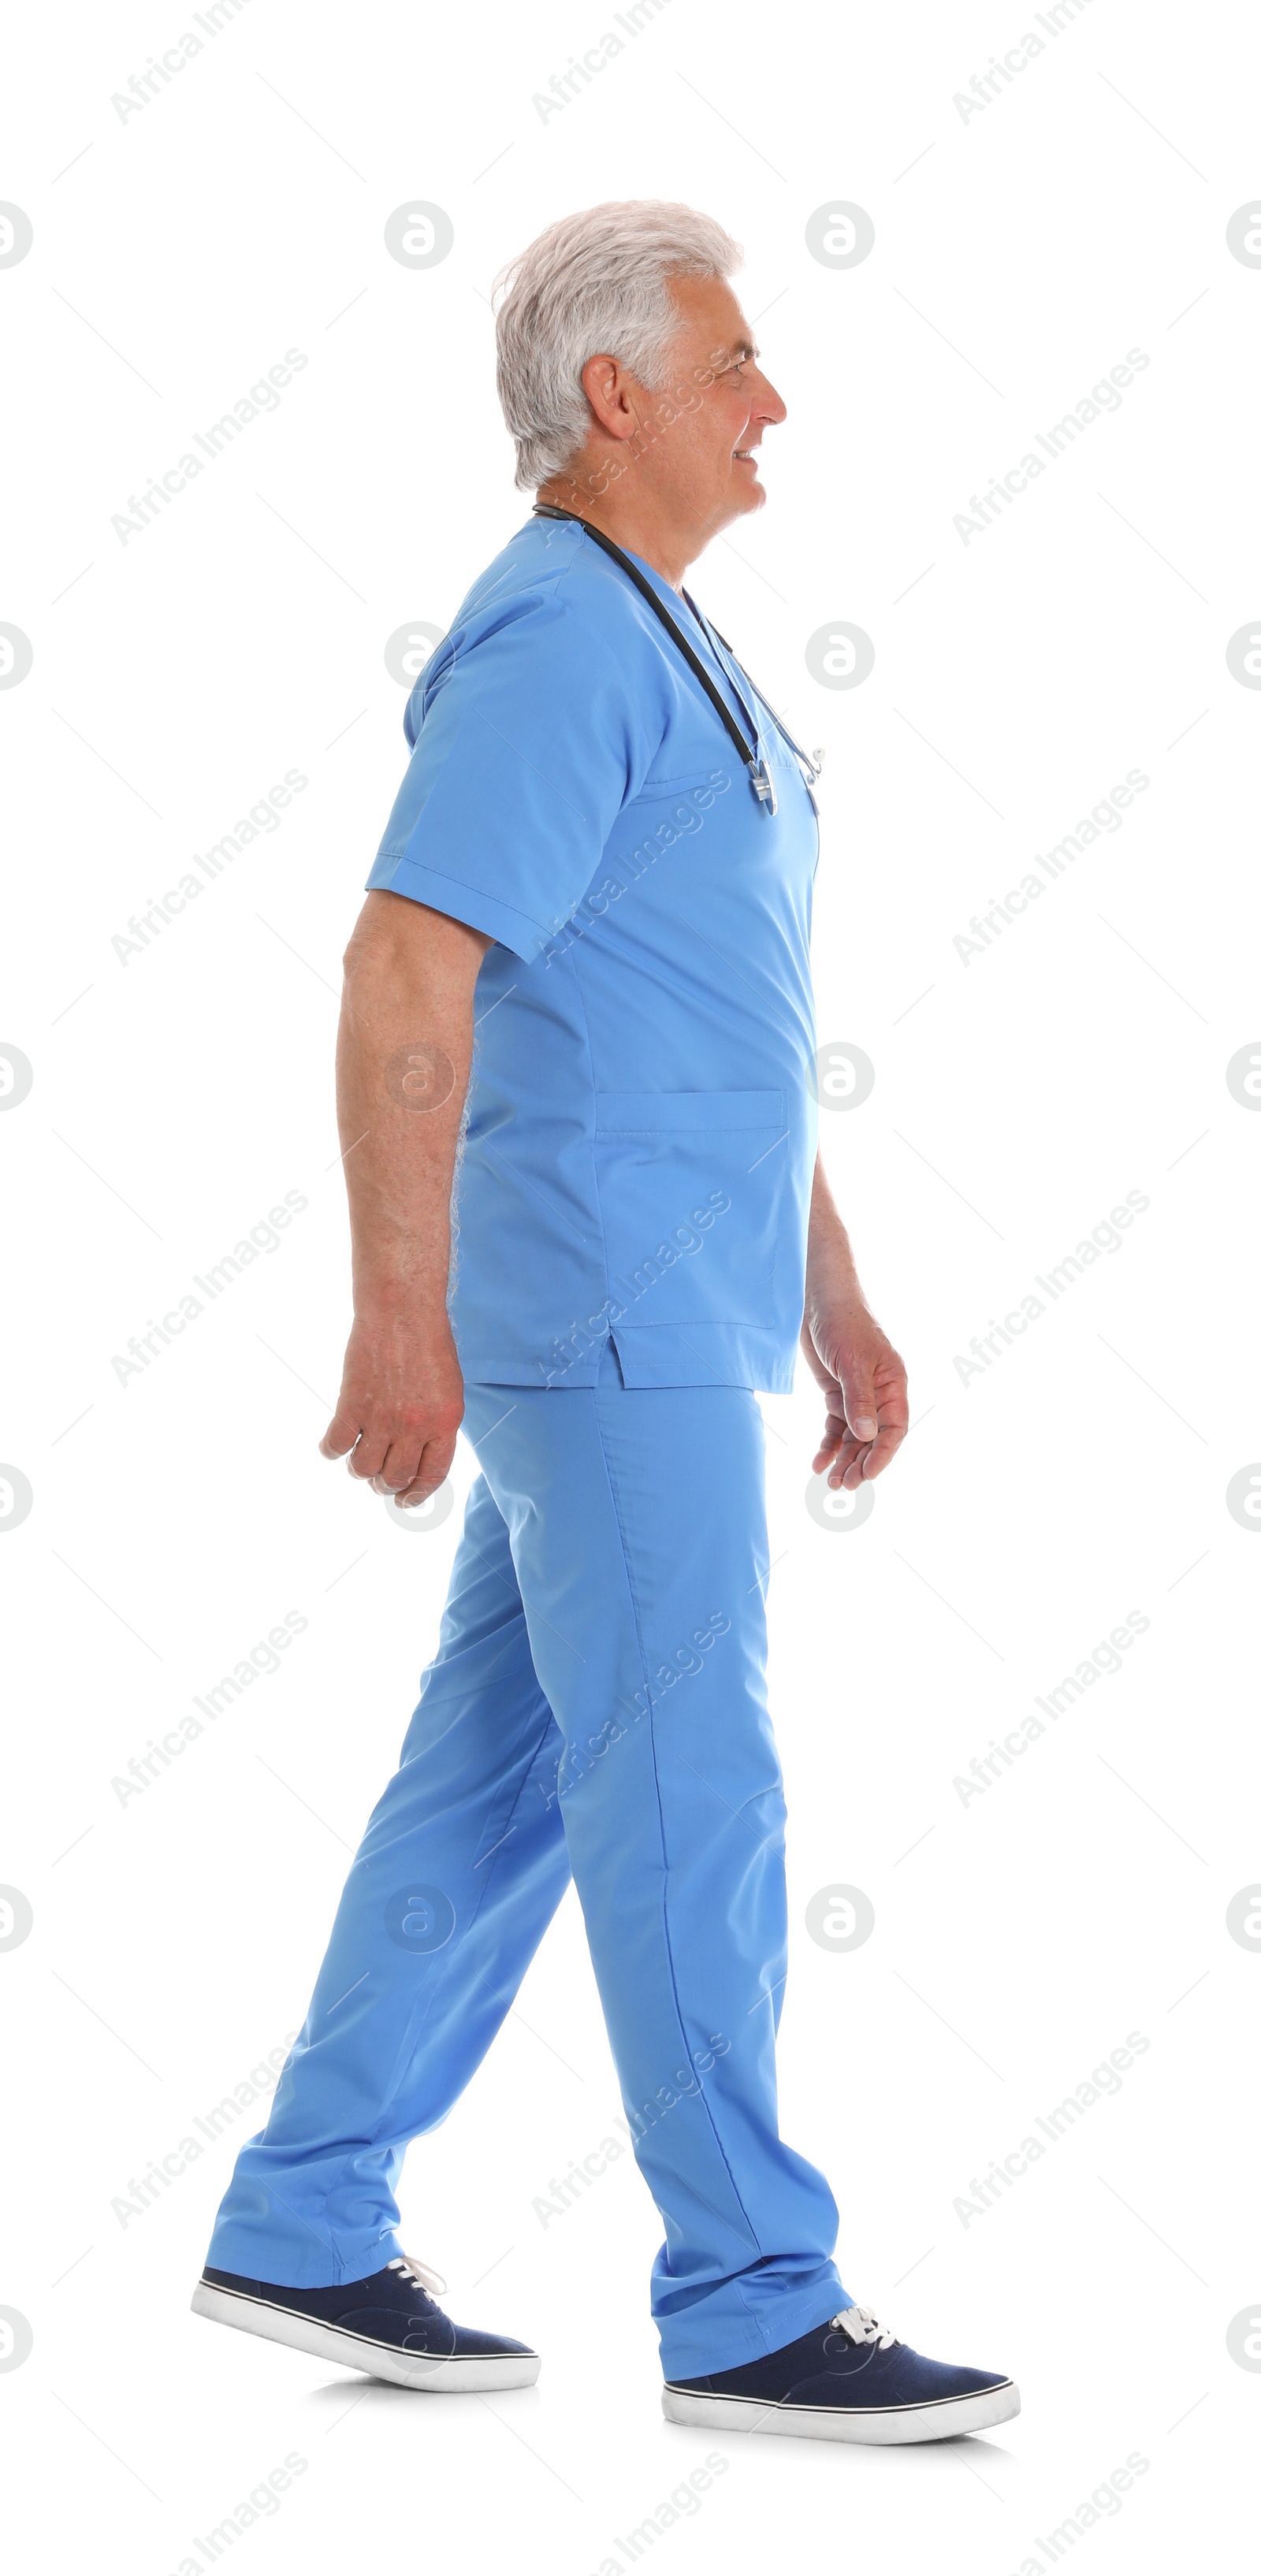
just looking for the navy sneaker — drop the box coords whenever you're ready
[663,2302,1017,2444]
[192,2251,539,2392]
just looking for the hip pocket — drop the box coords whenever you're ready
[593,1091,787,1329]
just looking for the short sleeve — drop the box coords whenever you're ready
[366,587,662,961]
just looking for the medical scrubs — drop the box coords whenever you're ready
[206,515,850,2374]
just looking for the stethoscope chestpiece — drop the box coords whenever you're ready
[751,760,779,817]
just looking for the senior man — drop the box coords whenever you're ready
[194,202,1017,2445]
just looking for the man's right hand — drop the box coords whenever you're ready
[319,1309,465,1507]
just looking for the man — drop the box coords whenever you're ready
[194,202,1017,2444]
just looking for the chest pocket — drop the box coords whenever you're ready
[593,1091,787,1329]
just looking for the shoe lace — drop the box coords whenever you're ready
[387,2252,447,2297]
[829,2303,897,2351]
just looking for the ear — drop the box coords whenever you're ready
[579,350,642,444]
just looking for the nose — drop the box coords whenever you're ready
[751,368,787,428]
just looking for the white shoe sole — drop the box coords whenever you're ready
[191,2279,541,2392]
[662,2377,1019,2444]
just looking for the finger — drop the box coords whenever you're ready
[861,1372,909,1478]
[850,1403,908,1481]
[861,1422,906,1478]
[344,1430,390,1482]
[394,1434,456,1509]
[319,1404,363,1461]
[368,1438,426,1496]
[830,1432,871,1494]
[811,1404,847,1474]
[824,1419,867,1485]
[814,1422,856,1483]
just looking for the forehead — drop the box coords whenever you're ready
[665,271,756,359]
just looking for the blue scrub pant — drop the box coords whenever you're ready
[206,1352,848,2377]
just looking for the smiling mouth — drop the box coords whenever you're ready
[734,448,760,463]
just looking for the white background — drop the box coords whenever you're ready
[2,0,1259,2567]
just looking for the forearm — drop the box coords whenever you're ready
[337,901,485,1320]
[320,894,491,1503]
[803,1153,869,1325]
[801,1153,907,1482]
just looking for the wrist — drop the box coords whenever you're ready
[804,1263,866,1319]
[352,1279,451,1331]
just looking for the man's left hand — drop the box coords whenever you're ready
[801,1307,909,1490]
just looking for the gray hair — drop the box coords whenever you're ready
[493,199,743,492]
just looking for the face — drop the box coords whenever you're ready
[571,273,787,546]
[645,274,787,533]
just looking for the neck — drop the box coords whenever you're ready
[534,471,701,591]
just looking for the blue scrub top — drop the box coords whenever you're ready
[367,513,819,1392]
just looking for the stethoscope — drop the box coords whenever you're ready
[533,504,823,818]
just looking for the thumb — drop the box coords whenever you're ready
[840,1362,878,1444]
